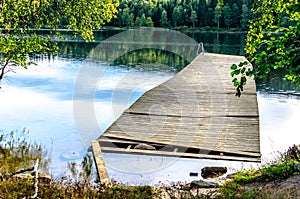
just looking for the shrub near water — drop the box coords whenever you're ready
[0,130,154,198]
[1,130,299,198]
[232,145,300,184]
[0,129,49,198]
[0,129,49,175]
[218,145,300,199]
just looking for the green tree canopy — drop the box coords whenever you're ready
[0,0,118,80]
[190,10,198,28]
[214,0,223,29]
[240,4,251,30]
[231,0,300,96]
[160,9,169,27]
[222,4,233,28]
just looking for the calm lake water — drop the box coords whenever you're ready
[0,29,299,184]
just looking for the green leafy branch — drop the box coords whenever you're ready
[0,0,119,80]
[231,0,300,96]
[230,61,250,97]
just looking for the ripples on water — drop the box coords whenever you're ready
[0,31,300,184]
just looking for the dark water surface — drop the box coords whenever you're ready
[0,29,299,184]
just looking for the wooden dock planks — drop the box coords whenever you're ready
[92,53,261,177]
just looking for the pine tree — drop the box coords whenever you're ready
[222,4,233,28]
[146,17,154,27]
[214,1,223,29]
[160,9,169,27]
[241,4,250,30]
[139,14,147,27]
[190,10,198,27]
[231,3,240,28]
[121,8,134,27]
[172,6,181,27]
[135,16,141,27]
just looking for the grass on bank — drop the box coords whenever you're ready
[217,145,300,199]
[1,130,300,198]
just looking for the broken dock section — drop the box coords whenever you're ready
[92,53,260,181]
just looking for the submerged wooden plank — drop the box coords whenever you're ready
[100,146,260,162]
[94,53,260,163]
[91,141,110,185]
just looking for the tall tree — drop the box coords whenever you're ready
[240,4,250,30]
[139,14,147,27]
[135,16,141,27]
[206,8,215,26]
[0,0,118,80]
[222,4,233,28]
[231,3,240,28]
[121,8,135,27]
[145,17,154,27]
[214,0,223,29]
[190,10,198,27]
[160,9,169,27]
[152,6,162,27]
[172,6,181,27]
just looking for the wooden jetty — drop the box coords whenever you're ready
[92,53,260,182]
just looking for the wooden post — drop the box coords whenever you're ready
[91,141,110,185]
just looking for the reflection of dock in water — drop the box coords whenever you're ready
[92,53,260,184]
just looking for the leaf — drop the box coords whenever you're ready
[233,81,240,87]
[241,67,246,74]
[231,64,238,70]
[230,71,235,77]
[241,76,247,85]
[234,69,241,75]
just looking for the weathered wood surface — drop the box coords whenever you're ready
[91,141,110,185]
[95,53,260,162]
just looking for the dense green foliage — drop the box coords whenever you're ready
[0,0,118,80]
[109,0,253,29]
[231,0,300,95]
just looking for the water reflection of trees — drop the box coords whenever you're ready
[113,49,189,72]
[31,42,189,72]
[256,69,300,98]
[33,31,248,62]
[58,42,98,59]
[185,31,247,56]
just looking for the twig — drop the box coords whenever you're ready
[7,159,41,199]
[7,167,34,178]
[29,159,39,199]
